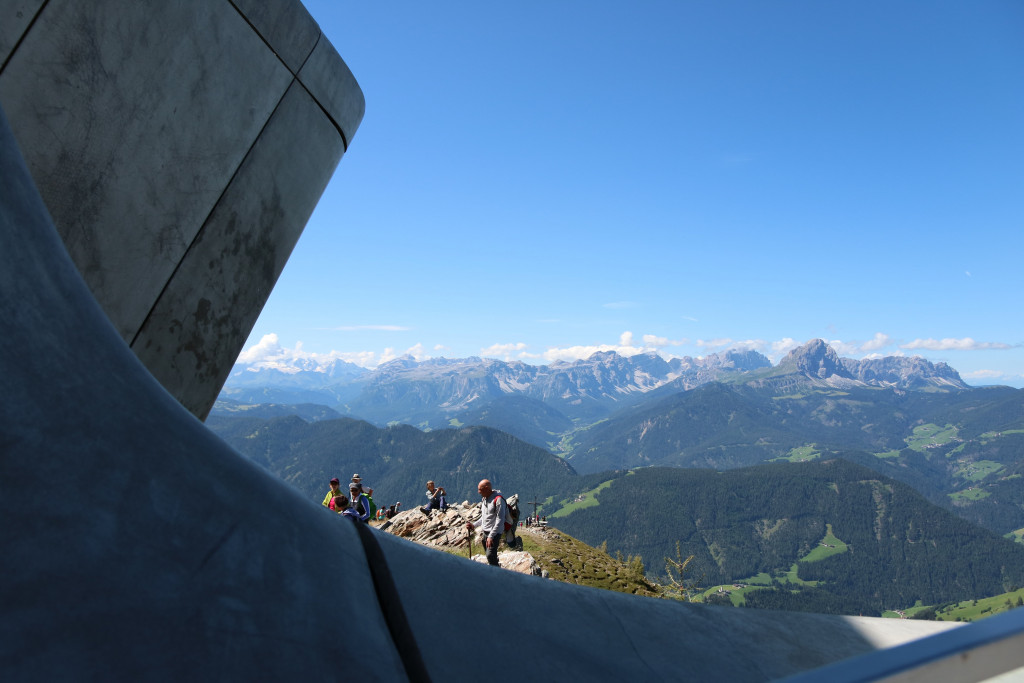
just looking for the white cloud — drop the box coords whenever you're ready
[901,337,1013,351]
[376,343,430,364]
[696,338,733,350]
[540,344,630,363]
[962,369,1004,379]
[860,332,893,352]
[825,339,861,356]
[763,338,796,361]
[527,330,671,363]
[481,342,528,360]
[237,333,380,369]
[540,338,652,363]
[732,339,767,352]
[639,334,688,348]
[237,333,286,364]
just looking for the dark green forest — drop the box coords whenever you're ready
[550,460,1024,615]
[208,415,579,508]
[209,384,1024,618]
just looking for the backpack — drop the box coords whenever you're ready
[494,493,522,550]
[365,493,377,520]
[354,494,371,522]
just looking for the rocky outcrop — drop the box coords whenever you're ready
[379,498,542,575]
[843,355,967,389]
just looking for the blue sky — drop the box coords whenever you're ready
[240,1,1024,387]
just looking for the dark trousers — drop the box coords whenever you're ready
[485,535,500,566]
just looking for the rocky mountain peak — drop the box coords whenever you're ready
[779,339,852,380]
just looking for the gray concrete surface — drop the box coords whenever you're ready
[0,0,363,419]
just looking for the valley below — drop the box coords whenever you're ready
[211,340,1024,620]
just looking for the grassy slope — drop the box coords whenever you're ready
[427,523,662,597]
[520,526,662,596]
[700,523,849,605]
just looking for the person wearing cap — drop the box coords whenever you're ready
[322,478,342,508]
[349,482,371,523]
[350,473,372,497]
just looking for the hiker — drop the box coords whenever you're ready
[420,480,447,515]
[349,482,371,523]
[351,473,377,518]
[328,494,345,512]
[465,479,506,566]
[352,475,372,497]
[332,495,360,522]
[322,478,342,508]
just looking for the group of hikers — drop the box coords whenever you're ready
[321,473,375,522]
[320,475,518,567]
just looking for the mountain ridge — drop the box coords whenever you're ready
[218,341,969,437]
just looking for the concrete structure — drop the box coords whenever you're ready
[0,0,362,419]
[2,2,1023,681]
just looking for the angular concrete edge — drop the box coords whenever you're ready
[0,1,45,67]
[131,80,346,419]
[297,31,366,149]
[229,0,365,150]
[0,0,363,418]
[229,0,320,74]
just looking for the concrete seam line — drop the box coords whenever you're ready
[126,78,293,350]
[0,0,49,74]
[354,522,432,683]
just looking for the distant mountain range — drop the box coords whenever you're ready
[214,340,1024,540]
[218,340,968,437]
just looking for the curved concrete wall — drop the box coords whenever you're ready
[0,0,363,419]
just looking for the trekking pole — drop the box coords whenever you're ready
[463,516,472,560]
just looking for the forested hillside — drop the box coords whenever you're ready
[568,382,1023,474]
[209,411,1024,616]
[564,382,1024,537]
[550,459,1024,615]
[208,415,579,509]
